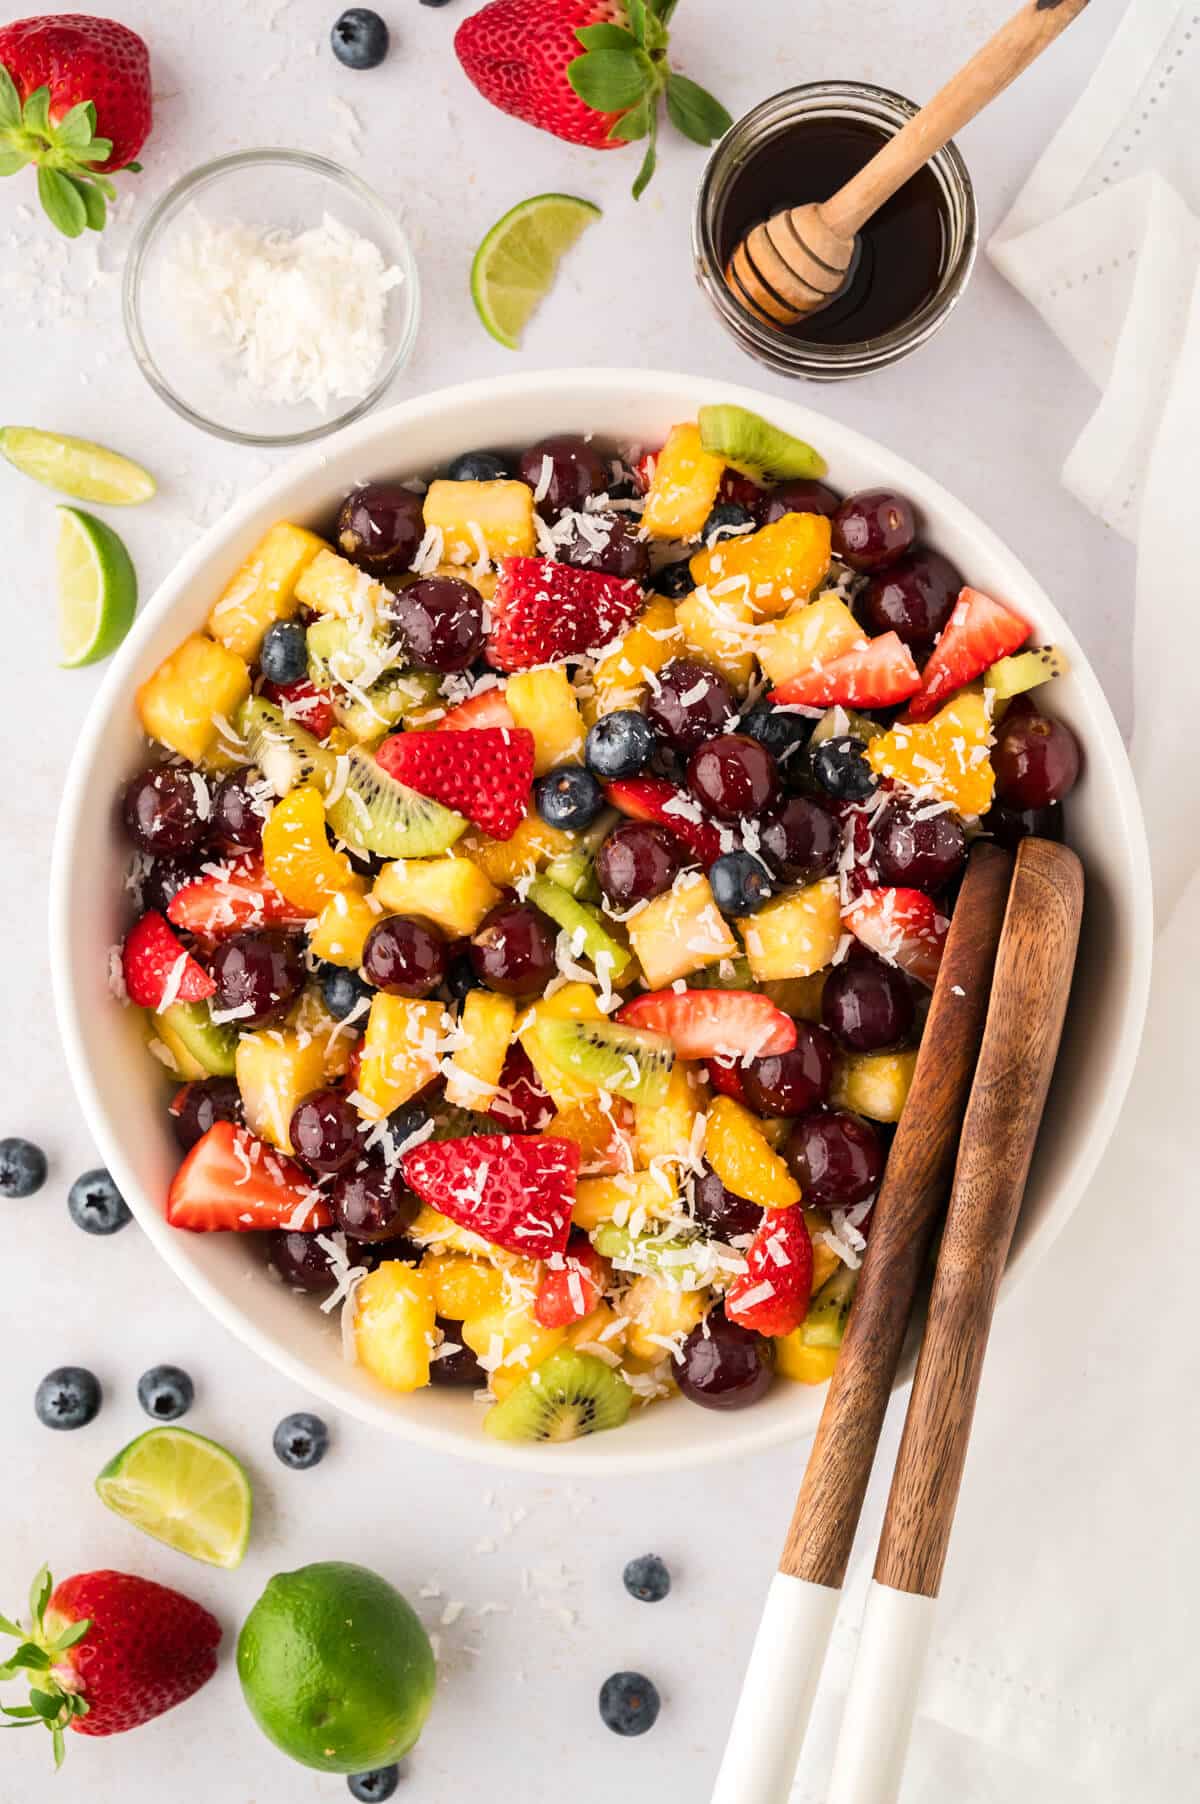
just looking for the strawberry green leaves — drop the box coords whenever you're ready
[0,66,118,237]
[566,0,731,198]
[0,1566,92,1769]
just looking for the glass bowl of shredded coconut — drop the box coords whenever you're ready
[123,150,419,446]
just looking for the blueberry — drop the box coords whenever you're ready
[738,702,815,768]
[273,1411,330,1469]
[259,620,309,686]
[599,1671,661,1736]
[137,1365,194,1421]
[623,1553,671,1602]
[321,964,373,1022]
[702,501,756,543]
[386,1101,433,1146]
[584,710,657,781]
[446,450,510,482]
[444,952,478,1003]
[348,1769,400,1802]
[0,1137,47,1198]
[810,735,877,802]
[67,1168,131,1236]
[709,851,774,917]
[650,558,695,600]
[35,1366,101,1431]
[534,767,603,832]
[331,7,389,67]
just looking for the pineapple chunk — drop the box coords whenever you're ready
[421,1252,506,1321]
[444,990,516,1109]
[641,423,725,540]
[372,856,501,938]
[207,523,327,660]
[422,479,536,563]
[675,587,757,690]
[763,972,828,1021]
[866,691,995,818]
[628,872,738,990]
[354,1262,437,1393]
[757,593,864,687]
[624,1273,706,1363]
[236,1027,335,1154]
[309,889,381,968]
[519,982,605,1111]
[506,665,585,774]
[832,1048,918,1122]
[460,807,577,889]
[355,995,445,1118]
[574,1168,679,1232]
[775,1334,839,1384]
[432,561,497,600]
[136,634,251,765]
[689,512,832,618]
[294,547,389,621]
[806,1211,842,1294]
[633,1060,707,1168]
[462,1303,564,1400]
[290,986,356,1079]
[705,1095,801,1209]
[408,1205,493,1257]
[589,594,681,716]
[738,879,842,983]
[566,1303,626,1356]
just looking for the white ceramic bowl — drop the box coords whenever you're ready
[50,369,1152,1475]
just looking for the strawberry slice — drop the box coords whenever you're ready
[439,686,515,731]
[262,678,337,741]
[122,911,215,1009]
[376,726,535,840]
[487,557,645,671]
[633,449,659,495]
[400,1133,579,1258]
[843,886,949,988]
[770,632,921,709]
[705,1058,747,1103]
[167,856,311,940]
[725,1205,814,1337]
[488,1044,555,1132]
[534,1240,605,1329]
[617,990,796,1060]
[603,777,724,867]
[908,587,1030,722]
[166,1122,330,1232]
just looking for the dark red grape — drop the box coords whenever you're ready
[595,821,683,909]
[822,954,914,1051]
[169,1078,243,1151]
[518,434,610,518]
[676,1310,774,1410]
[993,713,1081,808]
[209,931,305,1026]
[211,767,269,853]
[860,549,962,647]
[691,1163,762,1239]
[687,734,778,820]
[430,1317,487,1386]
[330,1161,420,1242]
[267,1229,375,1290]
[742,1024,836,1116]
[983,800,1063,850]
[470,901,558,995]
[558,512,650,583]
[337,484,425,574]
[362,916,447,997]
[289,1089,363,1174]
[832,490,916,572]
[122,764,210,855]
[644,659,734,752]
[762,478,841,523]
[388,576,485,672]
[758,796,839,881]
[140,854,203,917]
[785,1110,882,1208]
[873,799,966,892]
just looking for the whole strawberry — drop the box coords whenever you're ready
[455,0,731,197]
[0,14,152,237]
[0,1565,219,1764]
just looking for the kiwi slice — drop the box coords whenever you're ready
[808,706,886,749]
[687,956,754,991]
[800,1263,858,1349]
[698,403,827,483]
[590,1221,710,1290]
[526,877,632,980]
[484,1348,633,1443]
[240,696,336,795]
[542,808,619,901]
[536,1016,673,1105]
[155,1001,238,1079]
[335,670,443,746]
[985,645,1068,703]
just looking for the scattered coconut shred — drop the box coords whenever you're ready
[164,209,404,409]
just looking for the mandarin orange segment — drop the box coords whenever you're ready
[262,786,364,914]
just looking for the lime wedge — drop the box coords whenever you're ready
[698,404,828,482]
[57,505,137,667]
[471,193,601,350]
[1,426,155,504]
[95,1427,253,1569]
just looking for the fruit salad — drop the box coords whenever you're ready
[112,403,1082,1446]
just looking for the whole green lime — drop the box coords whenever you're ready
[236,1561,436,1773]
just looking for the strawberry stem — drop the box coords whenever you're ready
[0,1567,90,1766]
[0,70,127,236]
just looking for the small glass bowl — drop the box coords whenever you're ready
[123,150,420,446]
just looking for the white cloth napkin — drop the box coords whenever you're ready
[792,6,1200,1797]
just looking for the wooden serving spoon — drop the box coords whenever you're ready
[726,0,1091,329]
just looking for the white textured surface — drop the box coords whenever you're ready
[0,1,1130,1800]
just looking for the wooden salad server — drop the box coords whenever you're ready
[725,0,1091,328]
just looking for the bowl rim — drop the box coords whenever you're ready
[49,367,1154,1474]
[121,147,422,448]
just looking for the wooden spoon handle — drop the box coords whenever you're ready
[822,0,1091,239]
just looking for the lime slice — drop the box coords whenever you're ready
[95,1427,253,1569]
[57,504,137,667]
[698,403,828,482]
[1,426,155,504]
[471,193,601,350]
